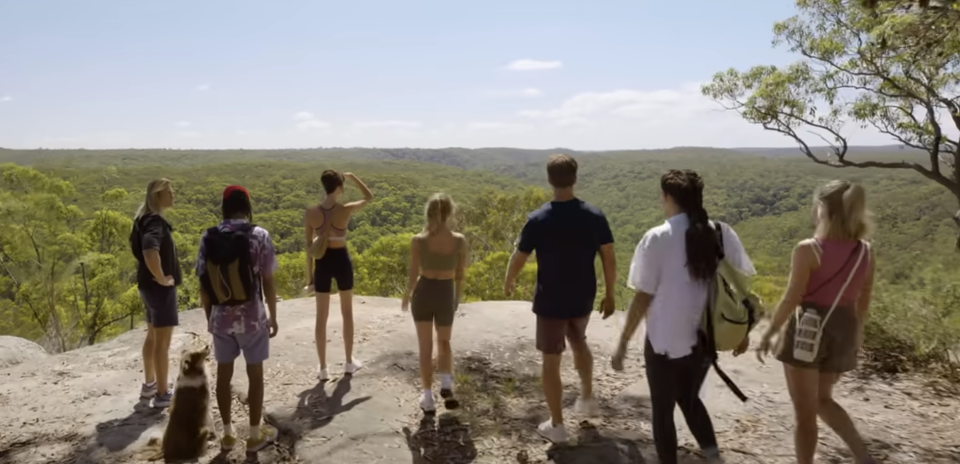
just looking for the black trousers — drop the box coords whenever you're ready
[644,337,718,464]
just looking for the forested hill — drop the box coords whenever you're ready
[0,147,957,374]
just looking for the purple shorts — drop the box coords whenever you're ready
[212,329,270,365]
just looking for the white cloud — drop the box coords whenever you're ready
[0,96,11,102]
[12,81,954,151]
[353,120,422,129]
[485,88,543,98]
[195,84,211,91]
[504,59,562,71]
[175,121,192,128]
[292,111,331,131]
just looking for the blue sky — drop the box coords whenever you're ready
[0,0,905,150]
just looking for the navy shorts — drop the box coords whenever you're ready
[140,286,179,328]
[314,247,354,293]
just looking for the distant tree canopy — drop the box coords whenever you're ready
[702,0,960,248]
[0,148,957,371]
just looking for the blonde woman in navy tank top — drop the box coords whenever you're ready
[757,180,877,464]
[401,193,468,414]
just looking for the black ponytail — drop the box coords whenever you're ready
[660,170,720,282]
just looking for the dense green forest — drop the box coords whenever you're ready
[0,147,957,373]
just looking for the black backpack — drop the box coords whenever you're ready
[199,223,260,306]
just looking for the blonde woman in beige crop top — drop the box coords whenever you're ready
[401,193,468,414]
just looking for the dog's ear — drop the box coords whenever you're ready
[201,344,211,358]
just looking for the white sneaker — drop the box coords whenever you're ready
[536,419,568,444]
[344,360,363,375]
[574,397,601,417]
[317,367,330,381]
[420,391,436,413]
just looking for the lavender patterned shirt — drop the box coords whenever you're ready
[195,219,278,335]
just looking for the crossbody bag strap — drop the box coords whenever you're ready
[820,241,867,328]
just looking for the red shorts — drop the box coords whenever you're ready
[535,314,591,355]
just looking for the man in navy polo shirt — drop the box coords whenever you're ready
[504,154,617,443]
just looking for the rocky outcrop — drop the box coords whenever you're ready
[0,297,957,464]
[0,335,47,369]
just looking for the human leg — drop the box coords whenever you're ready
[784,363,821,464]
[566,315,599,416]
[673,344,719,457]
[151,325,174,407]
[435,324,458,409]
[211,333,240,450]
[817,372,871,462]
[334,249,360,373]
[535,315,568,443]
[314,256,335,378]
[414,321,435,412]
[645,338,681,464]
[141,321,157,399]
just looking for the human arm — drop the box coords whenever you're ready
[141,217,172,286]
[304,214,314,284]
[401,236,421,311]
[259,230,280,336]
[343,172,374,211]
[855,245,875,347]
[597,213,617,318]
[200,287,212,321]
[757,242,816,359]
[611,233,658,370]
[505,219,536,297]
[455,235,468,307]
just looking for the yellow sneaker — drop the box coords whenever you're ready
[246,424,278,453]
[220,433,237,451]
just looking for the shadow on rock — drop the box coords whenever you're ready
[94,399,166,452]
[541,422,646,464]
[403,413,478,464]
[265,374,372,460]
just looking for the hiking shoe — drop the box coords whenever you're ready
[220,433,237,451]
[140,381,157,400]
[440,388,460,410]
[344,360,363,375]
[317,367,330,381]
[153,389,173,408]
[574,397,600,417]
[420,391,437,414]
[246,425,278,453]
[536,419,568,444]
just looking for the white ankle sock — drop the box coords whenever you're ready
[223,423,233,437]
[249,424,259,439]
[440,374,453,389]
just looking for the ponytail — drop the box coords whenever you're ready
[661,170,720,282]
[424,193,456,234]
[815,180,873,241]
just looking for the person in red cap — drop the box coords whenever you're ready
[304,170,373,381]
[196,185,280,453]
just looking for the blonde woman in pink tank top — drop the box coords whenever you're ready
[757,180,877,464]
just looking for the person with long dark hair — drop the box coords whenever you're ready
[304,170,373,380]
[130,178,180,408]
[612,170,754,464]
[758,180,877,464]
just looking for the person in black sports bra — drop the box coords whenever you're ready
[303,170,374,381]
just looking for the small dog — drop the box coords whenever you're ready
[142,344,214,462]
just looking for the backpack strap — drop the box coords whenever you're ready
[706,220,749,403]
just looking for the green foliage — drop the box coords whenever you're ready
[0,147,958,373]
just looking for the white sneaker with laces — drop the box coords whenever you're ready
[420,391,436,413]
[536,419,568,444]
[344,359,363,375]
[574,397,600,417]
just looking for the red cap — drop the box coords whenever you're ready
[222,185,249,200]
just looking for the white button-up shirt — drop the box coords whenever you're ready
[628,213,756,359]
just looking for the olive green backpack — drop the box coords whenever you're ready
[701,221,761,402]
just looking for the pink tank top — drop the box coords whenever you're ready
[803,239,871,309]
